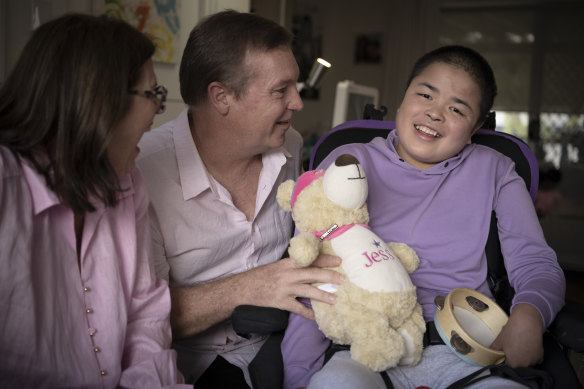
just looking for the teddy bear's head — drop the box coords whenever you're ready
[277,154,370,232]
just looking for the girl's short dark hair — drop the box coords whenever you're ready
[406,45,498,126]
[179,10,293,106]
[0,13,155,213]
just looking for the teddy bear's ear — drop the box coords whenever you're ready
[277,180,296,212]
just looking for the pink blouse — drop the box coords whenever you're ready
[0,147,187,388]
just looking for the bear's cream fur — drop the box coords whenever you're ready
[277,155,425,371]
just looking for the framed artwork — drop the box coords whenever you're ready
[354,34,382,64]
[105,0,180,64]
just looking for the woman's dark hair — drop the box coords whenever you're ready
[406,45,497,126]
[0,13,155,213]
[179,10,293,106]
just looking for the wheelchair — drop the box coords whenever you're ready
[234,111,584,389]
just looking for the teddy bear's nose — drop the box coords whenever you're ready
[335,154,360,167]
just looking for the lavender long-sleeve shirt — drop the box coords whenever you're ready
[0,147,187,388]
[282,132,565,389]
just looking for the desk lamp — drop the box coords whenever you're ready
[297,57,332,92]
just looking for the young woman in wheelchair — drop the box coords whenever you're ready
[281,45,565,389]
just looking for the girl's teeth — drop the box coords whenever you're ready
[415,125,439,137]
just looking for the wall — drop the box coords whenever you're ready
[2,0,102,81]
[0,0,6,82]
[1,0,435,134]
[0,0,250,127]
[290,0,393,138]
[252,0,440,138]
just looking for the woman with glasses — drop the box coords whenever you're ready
[0,13,185,388]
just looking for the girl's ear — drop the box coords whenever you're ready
[473,121,483,134]
[467,122,483,144]
[208,81,230,115]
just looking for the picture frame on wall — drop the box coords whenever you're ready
[354,34,382,64]
[104,0,181,64]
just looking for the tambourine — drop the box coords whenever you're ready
[434,288,508,366]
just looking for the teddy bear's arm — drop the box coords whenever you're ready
[289,232,321,267]
[388,242,420,273]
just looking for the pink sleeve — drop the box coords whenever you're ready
[118,170,188,388]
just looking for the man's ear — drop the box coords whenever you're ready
[208,81,230,115]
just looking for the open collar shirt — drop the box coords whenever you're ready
[136,109,303,378]
[0,147,186,388]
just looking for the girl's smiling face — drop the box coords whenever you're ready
[395,61,484,170]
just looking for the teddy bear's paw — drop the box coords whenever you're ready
[351,332,405,372]
[313,303,351,344]
[397,321,424,366]
[288,233,320,266]
[411,304,426,332]
[396,328,418,365]
[388,242,420,273]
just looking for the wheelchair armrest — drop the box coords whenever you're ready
[548,300,584,353]
[231,306,288,389]
[231,305,289,337]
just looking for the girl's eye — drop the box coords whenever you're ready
[450,106,463,115]
[418,93,431,100]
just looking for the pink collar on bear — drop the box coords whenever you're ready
[314,223,371,241]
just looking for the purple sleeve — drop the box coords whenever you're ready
[496,164,566,327]
[282,313,330,389]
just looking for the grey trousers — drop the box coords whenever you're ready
[307,346,528,389]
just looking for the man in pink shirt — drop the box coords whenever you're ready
[137,10,343,388]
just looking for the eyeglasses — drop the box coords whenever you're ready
[128,85,167,114]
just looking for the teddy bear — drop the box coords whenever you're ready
[277,154,425,372]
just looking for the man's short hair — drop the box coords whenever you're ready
[180,10,293,106]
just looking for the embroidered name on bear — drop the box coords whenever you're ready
[362,242,399,267]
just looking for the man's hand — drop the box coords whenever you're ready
[243,254,344,320]
[490,303,544,367]
[170,254,344,338]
